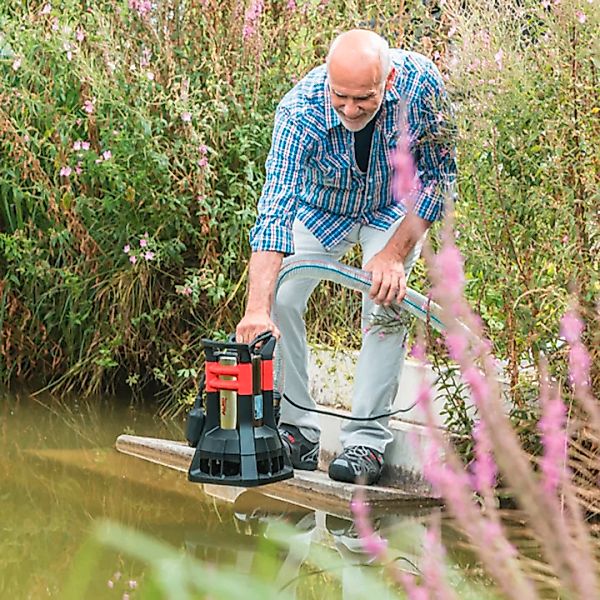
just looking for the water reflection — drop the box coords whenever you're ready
[197,487,440,599]
[1,391,469,599]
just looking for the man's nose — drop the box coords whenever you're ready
[343,101,361,119]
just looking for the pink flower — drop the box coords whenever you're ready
[392,129,419,206]
[198,157,208,167]
[433,242,465,299]
[146,71,155,80]
[107,580,114,589]
[75,161,83,175]
[494,49,504,70]
[179,285,192,296]
[123,244,131,253]
[141,48,152,67]
[539,388,567,494]
[51,18,59,31]
[243,0,264,40]
[198,144,208,154]
[139,238,148,248]
[83,99,95,114]
[569,344,591,388]
[102,150,112,161]
[409,341,426,361]
[129,0,152,16]
[480,519,517,562]
[12,58,21,71]
[420,527,453,599]
[181,111,192,122]
[400,574,429,600]
[542,0,550,7]
[286,0,296,10]
[128,580,138,589]
[444,331,467,361]
[468,59,481,72]
[422,438,472,521]
[82,141,90,150]
[462,366,490,407]
[416,380,432,409]
[575,10,586,23]
[129,255,137,264]
[143,251,154,260]
[73,141,81,151]
[472,420,497,492]
[41,3,52,15]
[560,310,584,344]
[76,28,85,42]
[59,166,72,177]
[350,495,388,561]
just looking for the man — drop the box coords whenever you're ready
[236,29,456,485]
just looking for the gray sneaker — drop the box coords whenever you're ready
[328,446,383,485]
[278,423,319,471]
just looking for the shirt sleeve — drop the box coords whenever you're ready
[412,64,457,222]
[249,106,312,255]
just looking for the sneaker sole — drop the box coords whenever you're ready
[293,460,318,471]
[328,463,380,486]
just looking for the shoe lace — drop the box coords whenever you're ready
[343,445,381,465]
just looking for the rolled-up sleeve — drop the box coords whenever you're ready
[412,65,457,222]
[250,106,311,255]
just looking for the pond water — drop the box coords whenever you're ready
[1,390,491,599]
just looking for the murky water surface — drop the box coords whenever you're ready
[1,390,490,599]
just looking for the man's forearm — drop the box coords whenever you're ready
[245,250,284,314]
[385,212,431,261]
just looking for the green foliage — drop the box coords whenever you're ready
[447,0,599,421]
[0,0,449,401]
[0,0,597,428]
[60,519,501,599]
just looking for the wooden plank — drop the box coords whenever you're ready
[115,435,441,515]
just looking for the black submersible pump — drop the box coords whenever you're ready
[186,332,293,487]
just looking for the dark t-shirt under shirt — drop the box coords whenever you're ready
[353,109,381,173]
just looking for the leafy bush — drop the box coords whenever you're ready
[0,0,449,401]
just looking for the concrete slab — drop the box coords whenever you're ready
[115,434,442,514]
[308,346,472,428]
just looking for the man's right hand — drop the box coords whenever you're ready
[236,310,280,344]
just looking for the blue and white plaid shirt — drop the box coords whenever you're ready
[250,49,457,254]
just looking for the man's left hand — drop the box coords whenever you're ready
[363,249,406,306]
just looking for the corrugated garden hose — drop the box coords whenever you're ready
[274,258,452,421]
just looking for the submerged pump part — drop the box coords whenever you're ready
[187,332,293,487]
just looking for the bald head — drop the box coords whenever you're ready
[325,30,394,132]
[326,30,391,85]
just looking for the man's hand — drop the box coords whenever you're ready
[236,310,280,344]
[364,248,407,306]
[236,251,284,343]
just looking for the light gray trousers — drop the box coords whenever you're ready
[275,217,424,454]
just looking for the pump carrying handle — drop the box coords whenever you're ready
[223,330,276,358]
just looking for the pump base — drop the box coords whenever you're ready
[188,425,293,487]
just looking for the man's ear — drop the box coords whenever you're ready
[385,67,396,90]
